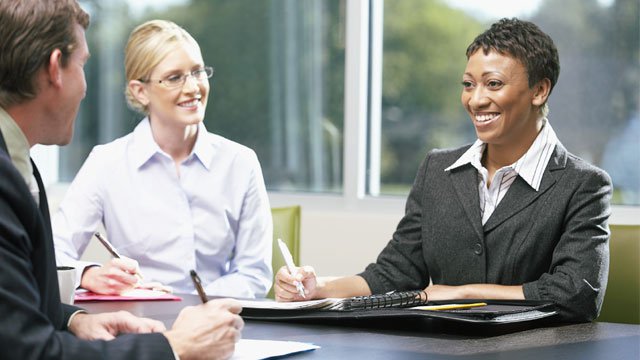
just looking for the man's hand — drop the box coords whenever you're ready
[80,257,140,295]
[68,311,166,340]
[164,299,244,360]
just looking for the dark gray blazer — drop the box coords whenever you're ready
[0,131,174,359]
[360,143,612,322]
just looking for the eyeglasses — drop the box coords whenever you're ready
[141,66,214,88]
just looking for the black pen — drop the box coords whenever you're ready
[190,269,208,303]
[94,232,143,281]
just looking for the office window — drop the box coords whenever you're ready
[372,0,640,205]
[67,0,345,193]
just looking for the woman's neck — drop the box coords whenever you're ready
[482,117,544,183]
[149,120,199,164]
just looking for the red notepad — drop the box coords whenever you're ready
[74,289,182,302]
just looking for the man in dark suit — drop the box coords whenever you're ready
[0,1,243,359]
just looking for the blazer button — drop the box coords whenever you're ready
[474,243,483,255]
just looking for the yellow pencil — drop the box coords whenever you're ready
[412,302,488,311]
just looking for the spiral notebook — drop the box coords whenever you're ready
[239,292,557,324]
[240,290,428,311]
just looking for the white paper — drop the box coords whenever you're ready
[231,339,320,360]
[238,298,343,310]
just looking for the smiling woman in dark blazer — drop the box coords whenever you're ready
[274,18,612,323]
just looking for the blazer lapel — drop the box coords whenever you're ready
[483,145,568,232]
[449,164,484,242]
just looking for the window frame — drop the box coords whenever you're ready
[273,0,639,226]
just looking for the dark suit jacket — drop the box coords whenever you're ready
[360,143,612,322]
[0,131,174,359]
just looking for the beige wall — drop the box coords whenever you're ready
[298,210,400,276]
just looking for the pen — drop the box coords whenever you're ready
[190,269,208,303]
[413,302,488,311]
[94,232,143,281]
[277,238,305,298]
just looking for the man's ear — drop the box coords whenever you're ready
[128,80,150,108]
[532,78,551,107]
[46,49,64,88]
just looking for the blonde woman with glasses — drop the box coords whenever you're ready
[53,20,273,299]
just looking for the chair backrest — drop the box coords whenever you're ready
[597,225,640,324]
[268,206,301,299]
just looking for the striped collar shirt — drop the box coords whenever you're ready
[445,119,558,225]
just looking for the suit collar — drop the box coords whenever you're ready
[446,119,559,192]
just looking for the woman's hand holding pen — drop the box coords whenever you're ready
[80,257,141,295]
[274,265,318,302]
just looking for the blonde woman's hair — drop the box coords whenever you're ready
[124,19,198,113]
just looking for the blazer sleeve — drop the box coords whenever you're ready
[0,158,175,360]
[359,152,432,293]
[522,164,612,322]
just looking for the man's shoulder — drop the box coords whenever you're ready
[0,151,34,229]
[0,148,29,191]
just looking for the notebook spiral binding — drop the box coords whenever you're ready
[341,290,428,311]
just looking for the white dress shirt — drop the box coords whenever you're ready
[53,118,273,298]
[445,118,558,225]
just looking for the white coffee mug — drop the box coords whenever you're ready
[56,266,76,305]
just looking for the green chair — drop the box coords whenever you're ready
[267,206,301,299]
[597,225,640,324]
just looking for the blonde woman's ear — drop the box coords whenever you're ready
[127,79,150,113]
[128,80,148,104]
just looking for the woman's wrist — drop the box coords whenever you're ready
[80,266,96,289]
[313,277,331,299]
[315,276,371,299]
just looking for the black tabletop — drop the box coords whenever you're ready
[79,294,640,360]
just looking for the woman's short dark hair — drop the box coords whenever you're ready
[466,18,560,94]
